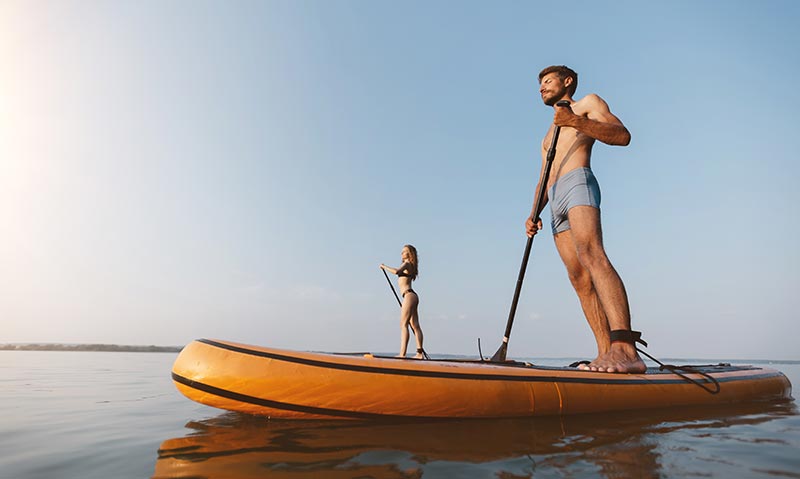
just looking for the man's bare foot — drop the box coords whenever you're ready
[577,356,601,371]
[581,345,646,374]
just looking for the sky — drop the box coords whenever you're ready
[1,0,799,360]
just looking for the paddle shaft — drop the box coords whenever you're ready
[492,100,570,361]
[382,269,403,307]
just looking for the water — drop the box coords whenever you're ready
[1,351,798,479]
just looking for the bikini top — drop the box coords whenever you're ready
[396,262,416,278]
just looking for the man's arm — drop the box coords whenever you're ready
[555,94,631,146]
[525,157,550,237]
[528,162,550,219]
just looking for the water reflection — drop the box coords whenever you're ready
[153,401,795,479]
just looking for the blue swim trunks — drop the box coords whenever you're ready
[549,167,601,234]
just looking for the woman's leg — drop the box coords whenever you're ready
[398,297,413,357]
[406,294,423,358]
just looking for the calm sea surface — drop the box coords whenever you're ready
[1,351,798,479]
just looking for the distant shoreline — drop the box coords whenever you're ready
[0,343,183,353]
[1,344,795,363]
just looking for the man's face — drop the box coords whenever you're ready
[539,73,568,106]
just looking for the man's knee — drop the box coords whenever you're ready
[575,243,611,272]
[567,269,594,296]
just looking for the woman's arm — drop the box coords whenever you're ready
[379,263,398,274]
[380,262,412,276]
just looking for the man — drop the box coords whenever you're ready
[526,65,645,373]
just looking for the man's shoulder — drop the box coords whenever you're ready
[574,93,607,107]
[573,93,611,115]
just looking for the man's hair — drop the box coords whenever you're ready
[538,65,578,96]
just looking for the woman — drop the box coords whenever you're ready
[380,244,426,359]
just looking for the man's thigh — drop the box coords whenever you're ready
[566,206,604,251]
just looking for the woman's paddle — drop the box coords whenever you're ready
[382,269,403,307]
[491,100,570,362]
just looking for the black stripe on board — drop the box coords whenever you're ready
[172,372,435,420]
[195,339,779,386]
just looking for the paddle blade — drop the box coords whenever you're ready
[490,342,507,362]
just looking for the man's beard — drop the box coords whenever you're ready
[542,86,567,106]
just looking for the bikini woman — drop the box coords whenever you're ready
[379,245,425,359]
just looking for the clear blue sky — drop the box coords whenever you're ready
[2,1,798,359]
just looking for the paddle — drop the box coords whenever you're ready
[491,100,571,362]
[382,269,403,307]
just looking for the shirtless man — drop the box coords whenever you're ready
[526,65,646,373]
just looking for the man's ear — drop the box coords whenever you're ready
[564,76,574,88]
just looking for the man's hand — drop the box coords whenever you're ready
[526,215,543,238]
[553,102,576,127]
